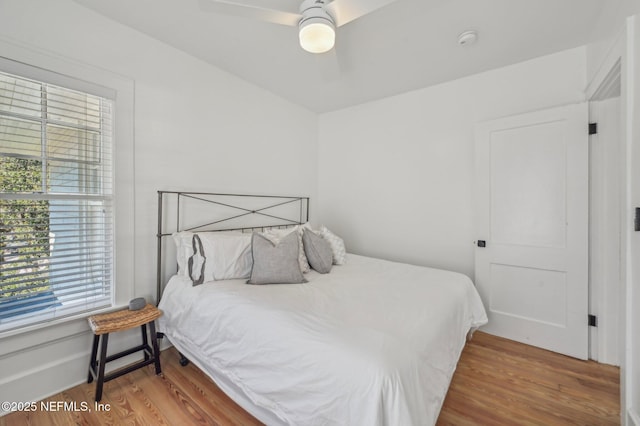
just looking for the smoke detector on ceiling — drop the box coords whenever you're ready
[458,30,478,46]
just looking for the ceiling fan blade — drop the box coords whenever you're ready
[198,0,300,27]
[325,0,398,27]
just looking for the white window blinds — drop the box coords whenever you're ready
[0,70,113,332]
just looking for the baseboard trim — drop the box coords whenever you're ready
[1,331,155,416]
[0,350,89,387]
[0,351,89,416]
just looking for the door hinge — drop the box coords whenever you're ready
[589,123,598,135]
[588,314,597,327]
[477,240,486,248]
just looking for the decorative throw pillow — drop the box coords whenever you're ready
[247,232,307,285]
[302,229,333,274]
[319,226,346,265]
[263,226,311,273]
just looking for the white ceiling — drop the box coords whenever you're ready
[74,0,609,112]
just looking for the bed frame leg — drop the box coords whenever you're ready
[178,352,190,367]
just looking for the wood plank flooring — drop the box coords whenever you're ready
[1,332,620,425]
[438,332,619,425]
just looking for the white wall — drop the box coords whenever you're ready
[317,47,586,278]
[587,0,640,86]
[0,0,317,409]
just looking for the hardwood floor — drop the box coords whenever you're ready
[1,332,619,425]
[438,332,620,425]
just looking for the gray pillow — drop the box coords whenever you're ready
[247,232,307,285]
[302,229,333,274]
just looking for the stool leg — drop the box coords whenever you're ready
[95,333,109,402]
[88,334,99,383]
[141,324,149,361]
[148,320,162,375]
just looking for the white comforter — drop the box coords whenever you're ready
[158,254,488,425]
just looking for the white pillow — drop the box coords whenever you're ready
[262,226,311,273]
[174,231,252,281]
[319,226,346,265]
[172,231,194,276]
[206,232,253,280]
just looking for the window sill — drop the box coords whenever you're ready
[0,303,128,357]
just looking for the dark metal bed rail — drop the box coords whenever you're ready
[156,191,310,303]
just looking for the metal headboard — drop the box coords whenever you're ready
[156,191,310,302]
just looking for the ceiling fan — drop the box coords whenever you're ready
[199,0,398,53]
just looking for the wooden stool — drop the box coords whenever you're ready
[87,304,163,401]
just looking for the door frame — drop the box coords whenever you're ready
[588,65,622,366]
[585,15,640,426]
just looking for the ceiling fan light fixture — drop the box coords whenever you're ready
[299,16,335,54]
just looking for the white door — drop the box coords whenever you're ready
[475,103,589,359]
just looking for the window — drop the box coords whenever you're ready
[0,70,113,332]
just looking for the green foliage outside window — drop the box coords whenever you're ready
[0,157,50,299]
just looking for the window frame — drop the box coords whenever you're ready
[0,48,134,339]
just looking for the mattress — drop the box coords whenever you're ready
[158,254,488,425]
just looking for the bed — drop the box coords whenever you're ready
[155,191,488,425]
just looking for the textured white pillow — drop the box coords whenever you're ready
[319,226,346,265]
[262,226,311,273]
